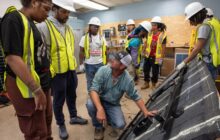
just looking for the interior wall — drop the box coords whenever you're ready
[76,0,220,47]
[99,15,195,47]
[77,0,220,24]
[0,0,22,17]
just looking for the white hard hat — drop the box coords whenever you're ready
[139,21,152,32]
[151,16,162,23]
[126,19,135,25]
[52,0,76,12]
[184,2,205,20]
[88,17,101,26]
[206,8,214,16]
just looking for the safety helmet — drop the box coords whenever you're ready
[151,16,162,23]
[88,17,101,26]
[52,0,75,12]
[206,8,214,16]
[184,2,205,20]
[139,21,152,32]
[126,19,135,25]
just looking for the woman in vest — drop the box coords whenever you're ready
[177,2,220,80]
[1,0,52,139]
[126,21,152,85]
[79,17,107,93]
[124,19,136,52]
[141,16,167,89]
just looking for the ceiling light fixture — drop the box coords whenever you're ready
[74,0,109,10]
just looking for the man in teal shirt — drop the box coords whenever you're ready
[86,51,157,140]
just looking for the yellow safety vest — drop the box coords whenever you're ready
[45,20,77,75]
[84,33,107,64]
[124,35,129,50]
[188,29,197,55]
[193,17,220,67]
[124,31,134,50]
[5,6,40,98]
[124,32,133,49]
[145,32,167,64]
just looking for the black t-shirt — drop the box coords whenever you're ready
[1,11,51,90]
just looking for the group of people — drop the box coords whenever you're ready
[124,16,167,89]
[0,0,219,140]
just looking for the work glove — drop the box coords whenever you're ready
[176,61,186,70]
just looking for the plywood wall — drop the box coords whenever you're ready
[93,15,196,48]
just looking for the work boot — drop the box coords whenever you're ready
[94,128,105,140]
[109,128,119,138]
[134,79,139,85]
[70,116,88,125]
[141,82,149,89]
[59,125,68,140]
[152,82,157,89]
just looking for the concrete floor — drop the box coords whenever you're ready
[0,74,154,140]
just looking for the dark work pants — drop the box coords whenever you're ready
[6,75,53,140]
[52,70,78,126]
[143,57,159,83]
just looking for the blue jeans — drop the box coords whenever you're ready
[206,63,218,80]
[52,70,78,126]
[85,63,103,92]
[86,99,126,129]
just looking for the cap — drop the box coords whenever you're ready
[114,51,132,67]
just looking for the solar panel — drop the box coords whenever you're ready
[119,59,220,140]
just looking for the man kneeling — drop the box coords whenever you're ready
[86,51,157,140]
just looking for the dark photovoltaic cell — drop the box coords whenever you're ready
[119,59,220,140]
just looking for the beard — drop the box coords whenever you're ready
[58,17,68,24]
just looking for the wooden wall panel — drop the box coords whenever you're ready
[84,15,196,48]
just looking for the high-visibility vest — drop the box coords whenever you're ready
[45,20,77,75]
[188,29,197,55]
[124,32,133,50]
[124,35,129,50]
[193,17,220,67]
[84,33,107,64]
[5,6,40,98]
[145,32,167,64]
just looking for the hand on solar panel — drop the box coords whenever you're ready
[176,61,186,70]
[144,110,158,117]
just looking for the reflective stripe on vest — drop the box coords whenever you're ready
[5,7,40,98]
[45,20,77,74]
[84,33,107,64]
[194,18,220,67]
[146,32,167,64]
[205,18,220,67]
[188,29,197,55]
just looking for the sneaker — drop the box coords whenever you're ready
[94,128,105,140]
[141,82,149,89]
[59,125,68,140]
[70,116,88,125]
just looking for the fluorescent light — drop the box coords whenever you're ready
[74,0,109,10]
